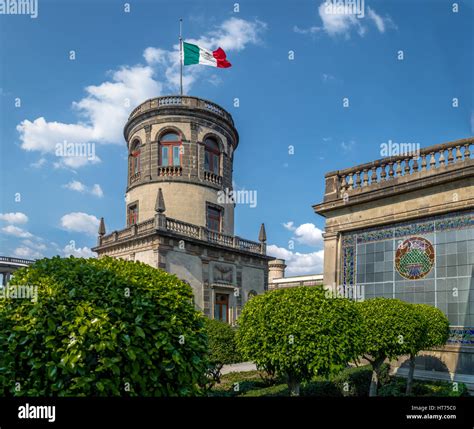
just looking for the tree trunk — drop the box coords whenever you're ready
[369,358,384,397]
[287,373,300,397]
[406,354,416,395]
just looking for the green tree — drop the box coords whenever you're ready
[357,298,426,396]
[236,286,364,396]
[0,256,208,396]
[405,304,449,395]
[203,318,241,386]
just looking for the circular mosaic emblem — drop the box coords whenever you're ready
[395,236,435,280]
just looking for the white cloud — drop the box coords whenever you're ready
[341,140,356,152]
[319,3,365,37]
[63,181,104,198]
[63,180,86,193]
[17,18,265,168]
[293,223,324,247]
[13,246,43,259]
[90,184,104,198]
[283,221,324,247]
[295,2,395,39]
[21,239,47,251]
[268,245,324,276]
[0,212,28,224]
[30,158,46,168]
[13,239,48,259]
[322,73,336,83]
[60,212,100,236]
[53,154,102,170]
[62,242,96,258]
[2,225,33,238]
[367,7,385,33]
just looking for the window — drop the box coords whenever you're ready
[128,204,138,226]
[159,132,181,166]
[204,137,220,175]
[129,140,140,176]
[214,293,229,322]
[207,205,222,232]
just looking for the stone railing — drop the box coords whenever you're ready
[166,218,200,238]
[98,215,265,255]
[137,218,155,234]
[117,227,132,240]
[326,138,473,200]
[203,170,222,185]
[206,230,234,247]
[0,256,35,266]
[130,171,141,184]
[236,237,263,253]
[128,95,234,126]
[158,166,182,177]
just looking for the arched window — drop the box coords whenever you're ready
[204,137,220,175]
[159,132,181,166]
[129,140,140,181]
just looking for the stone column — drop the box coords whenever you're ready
[322,231,339,290]
[144,125,152,180]
[190,122,199,179]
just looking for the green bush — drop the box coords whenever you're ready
[379,378,470,397]
[405,305,450,394]
[412,380,470,397]
[0,256,208,396]
[203,318,241,385]
[378,379,406,397]
[333,366,372,396]
[237,286,365,395]
[357,298,426,396]
[301,380,342,397]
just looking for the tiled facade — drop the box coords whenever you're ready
[314,138,474,382]
[341,210,474,343]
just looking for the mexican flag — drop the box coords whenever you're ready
[183,42,232,68]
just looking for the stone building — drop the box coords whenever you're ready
[92,95,272,324]
[314,137,473,385]
[268,259,323,290]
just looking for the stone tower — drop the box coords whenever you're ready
[268,259,287,288]
[124,95,238,235]
[94,95,273,324]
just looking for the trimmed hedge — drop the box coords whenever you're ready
[237,286,365,395]
[203,318,241,385]
[0,256,208,396]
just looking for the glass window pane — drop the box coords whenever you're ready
[205,138,219,152]
[205,152,210,170]
[161,147,169,166]
[161,132,180,142]
[134,155,139,173]
[173,146,180,166]
[212,154,219,175]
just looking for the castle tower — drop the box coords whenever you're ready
[268,259,287,288]
[124,95,238,235]
[93,95,273,324]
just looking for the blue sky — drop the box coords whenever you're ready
[0,0,472,275]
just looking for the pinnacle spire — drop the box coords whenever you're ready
[258,223,267,243]
[98,217,106,236]
[155,188,166,213]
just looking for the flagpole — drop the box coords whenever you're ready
[179,18,183,96]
